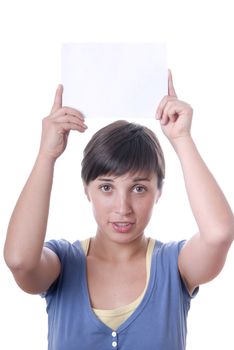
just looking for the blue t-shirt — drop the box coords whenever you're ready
[42,239,198,350]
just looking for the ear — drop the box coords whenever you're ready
[83,182,90,201]
[155,189,162,204]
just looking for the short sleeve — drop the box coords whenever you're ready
[177,240,199,300]
[156,239,199,304]
[40,239,71,298]
[44,239,70,261]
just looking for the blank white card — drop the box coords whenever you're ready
[61,43,167,119]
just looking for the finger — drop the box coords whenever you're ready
[161,103,178,125]
[160,114,169,126]
[160,98,180,125]
[54,114,87,128]
[62,107,85,120]
[58,122,88,133]
[51,84,63,114]
[156,95,168,120]
[160,101,172,125]
[52,107,85,121]
[168,70,177,97]
[155,95,177,120]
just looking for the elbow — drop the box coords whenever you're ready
[219,229,234,248]
[4,245,37,273]
[202,221,234,248]
[220,217,234,245]
[4,249,27,273]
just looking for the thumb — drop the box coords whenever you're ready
[51,84,63,113]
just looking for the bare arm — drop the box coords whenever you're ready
[173,135,234,293]
[4,85,87,294]
[156,72,234,294]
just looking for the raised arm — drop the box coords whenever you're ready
[4,86,87,294]
[156,71,234,294]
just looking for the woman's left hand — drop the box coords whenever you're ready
[156,71,193,143]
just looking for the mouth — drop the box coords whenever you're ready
[111,222,134,234]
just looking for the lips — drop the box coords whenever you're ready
[111,222,134,233]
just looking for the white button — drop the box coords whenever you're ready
[112,341,117,347]
[112,331,117,337]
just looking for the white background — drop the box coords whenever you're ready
[0,1,234,349]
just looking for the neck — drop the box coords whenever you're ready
[89,232,149,263]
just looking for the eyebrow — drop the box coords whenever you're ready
[133,177,151,182]
[97,177,151,182]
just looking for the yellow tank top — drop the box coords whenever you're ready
[80,237,156,330]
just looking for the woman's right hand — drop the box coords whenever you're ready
[39,84,87,161]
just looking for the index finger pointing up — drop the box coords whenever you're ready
[168,70,177,97]
[50,84,63,114]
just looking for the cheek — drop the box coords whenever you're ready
[90,196,111,221]
[135,198,155,220]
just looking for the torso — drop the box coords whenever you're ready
[86,254,147,310]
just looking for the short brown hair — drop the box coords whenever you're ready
[81,120,165,189]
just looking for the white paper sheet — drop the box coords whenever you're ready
[61,43,167,119]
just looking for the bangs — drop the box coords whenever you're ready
[94,133,159,178]
[81,121,165,189]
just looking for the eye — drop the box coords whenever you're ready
[100,184,112,193]
[133,185,146,193]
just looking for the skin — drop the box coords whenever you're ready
[84,173,161,308]
[4,71,234,305]
[84,173,160,258]
[157,71,234,293]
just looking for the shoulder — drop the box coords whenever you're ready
[154,239,187,276]
[154,239,198,299]
[155,239,186,256]
[44,239,83,261]
[41,239,84,298]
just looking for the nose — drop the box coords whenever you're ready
[114,193,133,216]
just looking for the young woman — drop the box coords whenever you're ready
[4,72,234,349]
